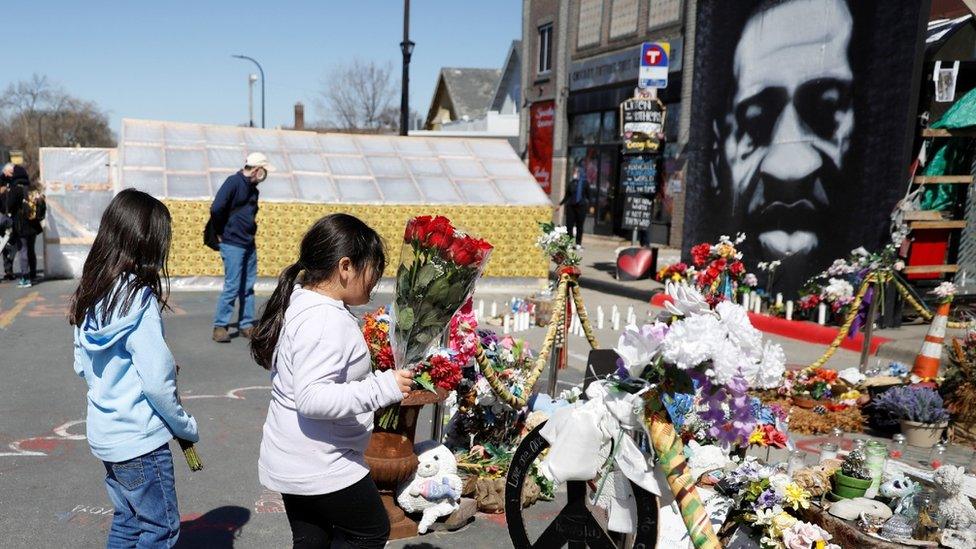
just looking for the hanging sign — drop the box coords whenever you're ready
[620,98,666,154]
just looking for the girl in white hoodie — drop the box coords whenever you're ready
[251,213,412,549]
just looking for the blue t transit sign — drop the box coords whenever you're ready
[639,41,670,89]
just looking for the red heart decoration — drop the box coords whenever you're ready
[617,248,653,279]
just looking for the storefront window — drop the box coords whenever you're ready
[570,113,602,145]
[600,111,618,143]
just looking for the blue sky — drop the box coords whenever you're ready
[1,1,521,133]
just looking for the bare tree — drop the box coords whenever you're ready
[316,60,399,132]
[0,74,115,180]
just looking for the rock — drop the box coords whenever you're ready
[942,528,976,549]
[827,497,892,521]
[428,498,477,532]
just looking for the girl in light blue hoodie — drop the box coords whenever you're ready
[70,189,198,548]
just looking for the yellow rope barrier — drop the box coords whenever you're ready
[477,271,600,407]
[892,276,971,330]
[806,273,878,369]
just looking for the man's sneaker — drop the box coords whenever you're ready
[240,327,255,339]
[17,278,31,288]
[212,326,231,343]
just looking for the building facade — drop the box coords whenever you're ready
[521,0,691,244]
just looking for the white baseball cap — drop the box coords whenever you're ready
[245,152,275,172]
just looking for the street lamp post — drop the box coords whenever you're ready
[232,54,265,128]
[247,74,258,128]
[399,0,414,136]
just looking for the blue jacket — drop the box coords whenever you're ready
[211,171,259,248]
[73,282,199,462]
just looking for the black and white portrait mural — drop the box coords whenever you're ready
[683,0,931,295]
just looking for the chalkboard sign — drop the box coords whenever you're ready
[622,195,653,230]
[621,155,657,195]
[620,98,666,154]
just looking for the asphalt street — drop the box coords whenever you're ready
[1,278,964,548]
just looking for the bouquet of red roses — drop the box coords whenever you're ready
[391,215,492,382]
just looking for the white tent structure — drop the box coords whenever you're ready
[39,119,552,282]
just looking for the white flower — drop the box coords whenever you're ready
[614,322,668,377]
[743,273,759,287]
[837,367,866,385]
[752,341,786,389]
[823,278,854,302]
[931,281,957,300]
[716,301,762,358]
[852,246,869,257]
[893,260,905,271]
[769,473,792,494]
[661,314,725,371]
[709,337,750,385]
[663,282,713,318]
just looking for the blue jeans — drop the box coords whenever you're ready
[214,242,257,329]
[102,444,180,548]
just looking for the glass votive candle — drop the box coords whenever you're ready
[929,443,947,469]
[889,434,906,460]
[819,442,839,462]
[787,449,807,475]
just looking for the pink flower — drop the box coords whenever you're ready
[782,521,831,549]
[499,335,515,350]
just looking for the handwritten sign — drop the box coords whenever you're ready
[620,98,666,154]
[621,156,657,195]
[622,195,653,230]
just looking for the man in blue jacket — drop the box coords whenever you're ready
[211,152,273,343]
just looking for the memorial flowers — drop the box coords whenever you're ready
[536,221,580,267]
[391,215,492,372]
[798,244,904,321]
[657,234,757,305]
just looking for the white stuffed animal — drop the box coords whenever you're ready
[397,441,463,534]
[933,465,976,529]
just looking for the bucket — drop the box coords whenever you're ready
[899,420,948,448]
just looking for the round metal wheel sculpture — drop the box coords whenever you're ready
[505,423,659,549]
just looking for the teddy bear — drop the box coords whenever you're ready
[397,441,463,534]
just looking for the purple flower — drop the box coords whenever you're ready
[755,488,782,510]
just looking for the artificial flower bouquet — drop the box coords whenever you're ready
[797,244,905,323]
[657,234,757,306]
[717,459,838,549]
[391,215,492,375]
[609,282,786,546]
[536,221,580,267]
[781,367,839,403]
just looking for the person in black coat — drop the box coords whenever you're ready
[6,173,45,287]
[560,163,593,246]
[0,163,24,280]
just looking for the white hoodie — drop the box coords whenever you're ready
[258,286,402,495]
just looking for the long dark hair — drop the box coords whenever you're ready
[250,213,386,369]
[69,189,171,326]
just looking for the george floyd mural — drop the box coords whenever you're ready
[683,0,931,296]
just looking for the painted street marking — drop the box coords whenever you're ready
[0,291,42,328]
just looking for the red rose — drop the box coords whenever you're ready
[706,267,720,280]
[404,215,432,243]
[429,355,462,390]
[712,258,727,271]
[729,261,745,276]
[673,262,688,274]
[447,236,485,267]
[691,243,711,267]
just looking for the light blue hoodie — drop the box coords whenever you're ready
[73,283,198,463]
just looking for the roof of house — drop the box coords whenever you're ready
[489,40,522,113]
[437,67,503,121]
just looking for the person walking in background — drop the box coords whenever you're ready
[560,162,592,247]
[251,214,413,549]
[5,166,44,287]
[0,163,27,280]
[210,152,272,343]
[70,189,199,548]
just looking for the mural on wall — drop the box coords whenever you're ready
[683,0,930,295]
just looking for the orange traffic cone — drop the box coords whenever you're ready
[912,301,950,380]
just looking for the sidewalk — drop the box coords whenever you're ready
[571,236,965,369]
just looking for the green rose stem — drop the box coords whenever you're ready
[178,438,203,471]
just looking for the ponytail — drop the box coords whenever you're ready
[250,262,303,369]
[249,213,386,370]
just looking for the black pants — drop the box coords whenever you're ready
[565,204,587,245]
[16,233,37,279]
[281,474,390,549]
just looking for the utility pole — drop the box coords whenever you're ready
[233,54,265,128]
[399,0,415,136]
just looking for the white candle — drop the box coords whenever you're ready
[753,296,762,314]
[626,306,635,326]
[817,303,827,325]
[785,300,794,321]
[491,301,497,318]
[742,292,750,308]
[522,311,530,331]
[477,300,485,321]
[503,314,511,334]
[597,306,605,330]
[775,293,783,307]
[612,314,620,331]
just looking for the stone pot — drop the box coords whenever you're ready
[832,471,872,500]
[364,388,446,539]
[899,419,948,448]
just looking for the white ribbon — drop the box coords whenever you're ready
[538,380,661,533]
